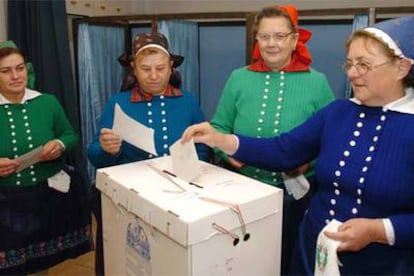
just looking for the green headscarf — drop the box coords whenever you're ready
[0,40,17,49]
[0,40,36,89]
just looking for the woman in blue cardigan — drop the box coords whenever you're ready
[88,32,211,275]
[88,32,210,166]
[181,16,414,275]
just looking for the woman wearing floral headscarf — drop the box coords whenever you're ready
[88,33,211,275]
[210,5,334,274]
[182,16,414,275]
[88,32,211,166]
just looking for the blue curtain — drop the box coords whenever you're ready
[158,20,200,103]
[344,13,369,98]
[77,23,124,183]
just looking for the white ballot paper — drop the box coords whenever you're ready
[169,138,201,182]
[113,103,157,156]
[15,146,43,173]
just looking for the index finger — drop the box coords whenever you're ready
[181,125,196,143]
[324,230,346,242]
[100,128,115,135]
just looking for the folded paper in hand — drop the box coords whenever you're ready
[15,146,43,173]
[314,219,343,276]
[113,103,158,156]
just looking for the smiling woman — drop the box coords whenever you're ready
[344,25,413,107]
[208,5,335,275]
[0,41,93,275]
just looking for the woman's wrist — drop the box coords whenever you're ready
[219,134,238,155]
[54,139,65,151]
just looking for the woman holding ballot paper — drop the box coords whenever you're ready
[88,32,210,167]
[181,16,414,275]
[0,41,92,274]
[87,32,210,275]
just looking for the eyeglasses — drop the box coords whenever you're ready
[341,61,390,76]
[256,31,295,43]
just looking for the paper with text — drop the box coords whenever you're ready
[169,138,201,182]
[15,146,43,172]
[113,103,157,156]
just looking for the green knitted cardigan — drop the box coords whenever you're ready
[211,67,335,186]
[0,92,78,187]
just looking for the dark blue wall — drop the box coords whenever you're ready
[304,22,353,99]
[199,25,246,120]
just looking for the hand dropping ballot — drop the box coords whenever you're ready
[169,138,201,182]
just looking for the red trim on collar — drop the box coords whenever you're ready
[248,51,310,72]
[130,85,183,102]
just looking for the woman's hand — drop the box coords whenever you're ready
[0,158,20,177]
[284,163,310,177]
[39,140,64,161]
[324,218,388,252]
[181,122,238,155]
[227,156,245,169]
[99,128,122,155]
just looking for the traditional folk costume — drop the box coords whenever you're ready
[0,89,93,274]
[210,5,334,274]
[232,16,414,275]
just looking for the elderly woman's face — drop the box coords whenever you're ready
[256,16,298,71]
[133,50,172,95]
[346,37,401,106]
[0,53,27,98]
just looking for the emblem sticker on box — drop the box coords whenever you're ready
[126,217,152,275]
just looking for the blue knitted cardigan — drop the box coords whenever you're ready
[88,89,210,168]
[234,90,414,274]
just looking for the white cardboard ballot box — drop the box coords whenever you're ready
[96,156,283,276]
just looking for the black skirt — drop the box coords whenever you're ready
[0,166,93,275]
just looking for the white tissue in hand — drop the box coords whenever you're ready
[314,219,343,276]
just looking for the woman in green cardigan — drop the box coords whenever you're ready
[0,41,92,274]
[210,5,335,275]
